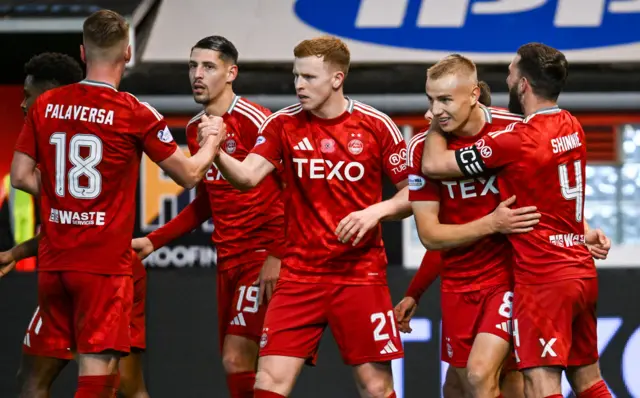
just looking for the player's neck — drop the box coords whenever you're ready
[310,94,349,119]
[524,98,558,117]
[84,64,124,89]
[205,88,236,117]
[456,105,486,137]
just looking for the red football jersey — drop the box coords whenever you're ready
[251,99,409,285]
[15,80,177,275]
[408,107,521,292]
[185,96,285,269]
[463,107,597,284]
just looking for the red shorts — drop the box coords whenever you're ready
[217,255,268,352]
[441,284,513,367]
[513,278,599,370]
[260,280,404,366]
[35,271,133,354]
[23,272,146,356]
[130,272,147,351]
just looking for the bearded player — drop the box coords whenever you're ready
[199,36,411,398]
[10,10,223,396]
[420,44,612,398]
[131,35,284,398]
[395,55,536,398]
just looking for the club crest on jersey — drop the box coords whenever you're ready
[320,138,336,153]
[475,139,492,159]
[260,330,268,348]
[255,136,266,147]
[225,138,237,154]
[348,138,364,155]
[157,126,174,143]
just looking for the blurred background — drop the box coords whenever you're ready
[0,0,639,397]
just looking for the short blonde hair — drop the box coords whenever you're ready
[294,36,350,76]
[427,54,477,83]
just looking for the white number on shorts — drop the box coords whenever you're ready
[50,132,103,199]
[237,285,259,314]
[498,291,514,318]
[558,160,583,222]
[370,310,398,341]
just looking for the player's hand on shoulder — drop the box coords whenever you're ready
[585,228,611,260]
[489,195,541,234]
[0,250,16,278]
[197,114,226,147]
[394,297,417,333]
[335,207,381,246]
[254,255,281,305]
[131,237,154,260]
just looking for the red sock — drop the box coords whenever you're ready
[227,371,256,398]
[75,374,119,398]
[254,389,286,398]
[496,395,504,398]
[544,395,564,398]
[387,393,397,398]
[578,380,613,398]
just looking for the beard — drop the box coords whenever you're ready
[508,84,524,115]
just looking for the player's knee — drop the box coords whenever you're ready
[566,363,603,394]
[466,361,499,392]
[222,349,257,374]
[255,367,281,390]
[358,378,393,398]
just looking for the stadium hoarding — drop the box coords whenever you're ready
[143,0,640,63]
[0,268,639,396]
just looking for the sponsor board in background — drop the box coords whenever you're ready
[144,0,640,63]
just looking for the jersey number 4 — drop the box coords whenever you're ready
[558,160,583,223]
[50,133,103,199]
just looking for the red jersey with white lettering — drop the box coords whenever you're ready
[251,99,408,285]
[15,80,177,275]
[463,107,597,284]
[408,107,521,292]
[185,96,285,269]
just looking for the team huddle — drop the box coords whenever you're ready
[0,7,614,398]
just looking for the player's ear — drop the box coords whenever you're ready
[332,71,345,90]
[80,45,86,64]
[125,45,132,63]
[470,85,480,107]
[227,64,238,84]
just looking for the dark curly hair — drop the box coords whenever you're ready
[24,52,84,86]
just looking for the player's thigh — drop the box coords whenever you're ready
[36,272,74,351]
[512,282,575,370]
[328,284,403,366]
[467,286,514,378]
[567,278,599,369]
[130,274,147,352]
[119,352,147,396]
[499,370,525,398]
[226,261,268,346]
[63,272,133,355]
[259,280,328,365]
[352,361,394,397]
[17,354,69,391]
[217,267,238,352]
[441,290,482,368]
